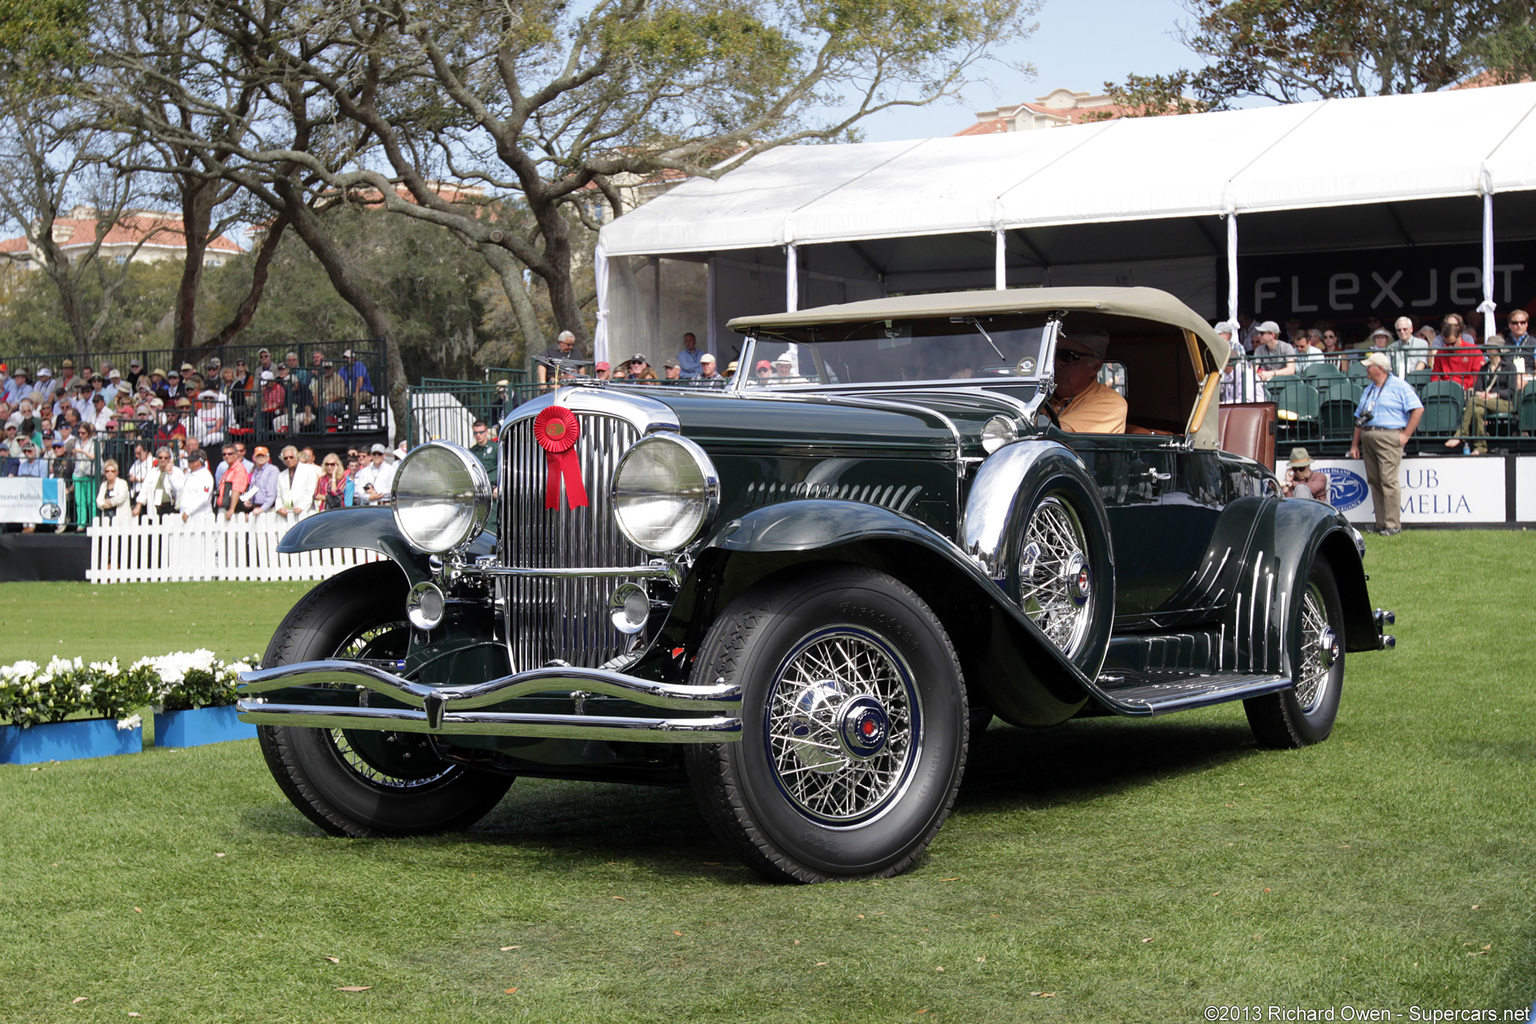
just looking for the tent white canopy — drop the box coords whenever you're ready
[595,82,1536,361]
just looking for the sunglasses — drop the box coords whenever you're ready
[1055,349,1090,364]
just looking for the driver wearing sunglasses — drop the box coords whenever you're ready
[1046,329,1127,433]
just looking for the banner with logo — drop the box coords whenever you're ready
[1312,458,1506,525]
[0,478,64,525]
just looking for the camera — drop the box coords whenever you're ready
[1354,410,1373,428]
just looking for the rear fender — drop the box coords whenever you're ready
[1205,498,1379,677]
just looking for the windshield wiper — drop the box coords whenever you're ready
[952,316,1005,361]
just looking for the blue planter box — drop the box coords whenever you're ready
[153,705,256,748]
[0,719,144,765]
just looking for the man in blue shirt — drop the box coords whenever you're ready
[676,333,703,379]
[1347,351,1423,536]
[339,349,373,408]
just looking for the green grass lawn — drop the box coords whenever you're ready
[1,533,1533,1023]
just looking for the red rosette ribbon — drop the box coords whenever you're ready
[533,405,588,509]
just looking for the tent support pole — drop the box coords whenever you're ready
[592,240,609,364]
[1226,213,1239,326]
[706,253,717,354]
[995,229,1006,291]
[1481,192,1496,339]
[786,243,799,312]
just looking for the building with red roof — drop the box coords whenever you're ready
[955,88,1133,135]
[0,205,242,268]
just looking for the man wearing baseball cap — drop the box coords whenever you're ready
[356,443,395,504]
[1250,321,1296,382]
[1347,351,1422,535]
[239,445,279,514]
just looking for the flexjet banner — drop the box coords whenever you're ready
[1241,241,1536,324]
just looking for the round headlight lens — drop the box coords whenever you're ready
[392,442,492,554]
[612,434,719,553]
[981,415,1019,453]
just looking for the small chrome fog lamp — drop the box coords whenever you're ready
[610,582,650,635]
[407,581,446,630]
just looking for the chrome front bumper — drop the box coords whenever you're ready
[236,660,741,743]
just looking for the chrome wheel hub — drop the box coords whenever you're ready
[765,627,921,825]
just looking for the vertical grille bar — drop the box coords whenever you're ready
[499,412,644,671]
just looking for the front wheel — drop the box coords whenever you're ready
[686,566,968,883]
[1244,557,1345,748]
[256,562,513,836]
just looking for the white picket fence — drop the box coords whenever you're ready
[86,511,382,583]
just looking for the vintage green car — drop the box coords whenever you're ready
[238,287,1394,883]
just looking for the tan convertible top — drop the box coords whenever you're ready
[728,286,1229,372]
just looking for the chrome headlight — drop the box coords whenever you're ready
[612,433,719,553]
[981,415,1020,454]
[392,441,492,554]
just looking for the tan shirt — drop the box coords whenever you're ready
[1051,380,1128,434]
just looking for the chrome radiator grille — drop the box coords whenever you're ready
[500,411,646,671]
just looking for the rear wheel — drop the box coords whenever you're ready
[1244,558,1345,748]
[686,566,968,883]
[256,562,512,836]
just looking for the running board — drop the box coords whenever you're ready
[1095,672,1292,715]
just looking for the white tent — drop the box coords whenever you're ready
[595,82,1536,362]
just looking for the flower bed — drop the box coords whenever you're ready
[0,651,258,735]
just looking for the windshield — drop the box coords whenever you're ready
[741,315,1050,388]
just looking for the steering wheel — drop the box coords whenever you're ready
[1035,399,1061,431]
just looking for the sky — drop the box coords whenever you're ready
[854,0,1201,142]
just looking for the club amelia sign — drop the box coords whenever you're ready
[1312,457,1509,525]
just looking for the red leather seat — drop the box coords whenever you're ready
[1219,403,1276,472]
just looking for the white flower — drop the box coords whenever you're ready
[117,714,142,731]
[78,683,93,697]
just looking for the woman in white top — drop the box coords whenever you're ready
[95,459,131,520]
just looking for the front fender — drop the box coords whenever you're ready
[687,499,1094,725]
[276,508,497,587]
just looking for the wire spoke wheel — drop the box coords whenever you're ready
[1293,582,1333,712]
[1018,495,1093,656]
[256,562,512,836]
[1244,557,1345,749]
[686,566,968,883]
[765,627,920,826]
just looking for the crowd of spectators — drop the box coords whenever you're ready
[1217,308,1534,382]
[1,348,381,531]
[0,347,373,462]
[1215,306,1535,454]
